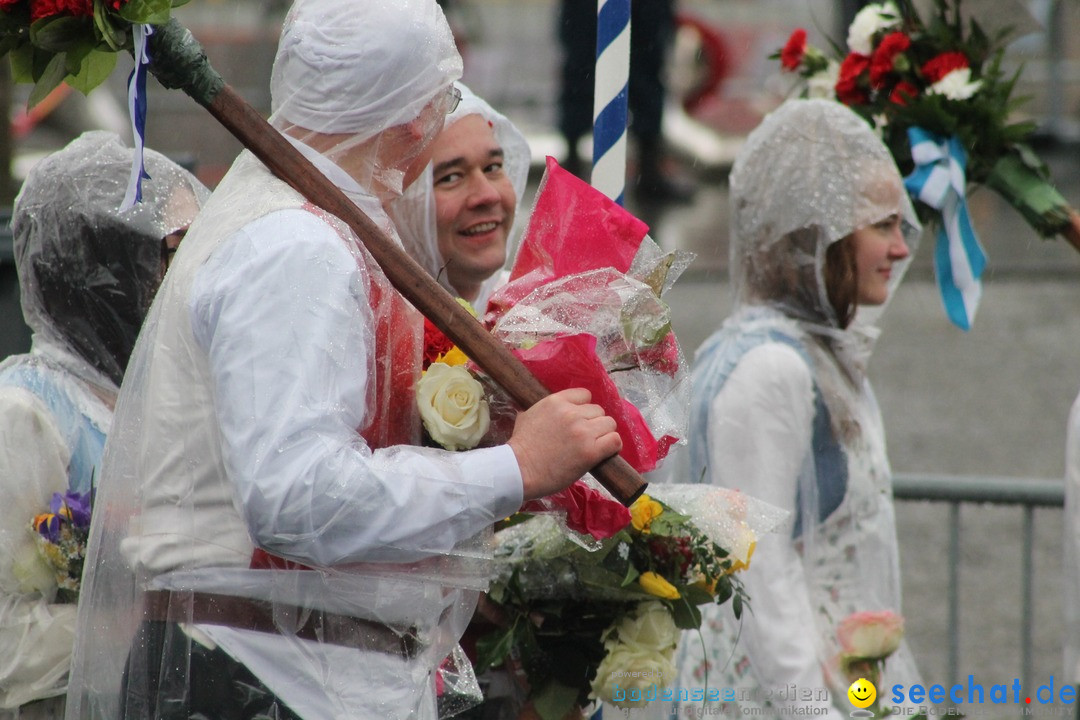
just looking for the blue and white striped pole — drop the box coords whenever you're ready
[591,0,630,205]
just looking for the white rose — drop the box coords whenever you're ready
[591,641,678,708]
[417,363,490,451]
[11,541,56,596]
[613,601,680,651]
[847,2,900,55]
[806,60,840,99]
[928,68,982,101]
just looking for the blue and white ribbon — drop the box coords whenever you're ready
[121,24,153,210]
[903,127,987,331]
[591,0,630,205]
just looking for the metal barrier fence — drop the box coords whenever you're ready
[892,473,1066,693]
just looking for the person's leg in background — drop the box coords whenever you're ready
[629,0,694,203]
[556,0,596,179]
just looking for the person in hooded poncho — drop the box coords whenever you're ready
[64,2,621,720]
[390,82,531,314]
[671,99,924,717]
[0,131,206,720]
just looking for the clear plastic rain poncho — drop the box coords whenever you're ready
[65,2,523,719]
[389,82,532,312]
[0,131,205,713]
[671,99,924,716]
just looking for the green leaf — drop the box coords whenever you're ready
[94,0,129,51]
[713,576,733,606]
[732,592,744,620]
[30,16,91,53]
[117,0,173,26]
[0,35,24,57]
[66,48,116,94]
[639,252,676,296]
[28,53,68,108]
[531,679,581,720]
[670,597,702,630]
[475,625,518,672]
[645,508,690,536]
[7,42,35,83]
[682,583,715,606]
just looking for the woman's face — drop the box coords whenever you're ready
[850,212,909,306]
[847,172,910,306]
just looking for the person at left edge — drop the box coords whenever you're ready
[0,130,206,720]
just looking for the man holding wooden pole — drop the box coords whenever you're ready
[65,1,621,718]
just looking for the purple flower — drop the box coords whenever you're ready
[33,512,61,543]
[61,491,92,528]
[44,491,92,531]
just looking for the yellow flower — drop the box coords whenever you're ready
[629,495,663,533]
[727,541,756,574]
[436,345,469,367]
[638,571,680,599]
[32,513,54,533]
[456,297,478,317]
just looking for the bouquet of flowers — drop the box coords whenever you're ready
[474,486,782,720]
[30,489,92,603]
[0,0,185,106]
[775,0,1080,328]
[481,158,693,539]
[419,158,695,541]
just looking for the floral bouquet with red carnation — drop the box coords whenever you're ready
[0,0,184,106]
[471,487,784,720]
[775,0,1080,328]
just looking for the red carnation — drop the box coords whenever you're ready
[869,32,910,88]
[921,51,969,84]
[30,0,93,21]
[780,28,808,71]
[422,316,455,370]
[835,53,870,106]
[889,81,918,105]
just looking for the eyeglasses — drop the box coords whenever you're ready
[447,85,462,114]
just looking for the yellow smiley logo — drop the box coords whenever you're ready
[847,677,877,709]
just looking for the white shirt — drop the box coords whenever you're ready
[112,150,523,719]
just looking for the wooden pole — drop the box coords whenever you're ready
[150,22,647,505]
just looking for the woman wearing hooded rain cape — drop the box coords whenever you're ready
[0,131,206,720]
[672,99,925,718]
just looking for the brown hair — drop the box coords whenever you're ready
[824,236,857,329]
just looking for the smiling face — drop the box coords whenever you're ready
[847,677,877,709]
[849,174,910,306]
[431,114,517,302]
